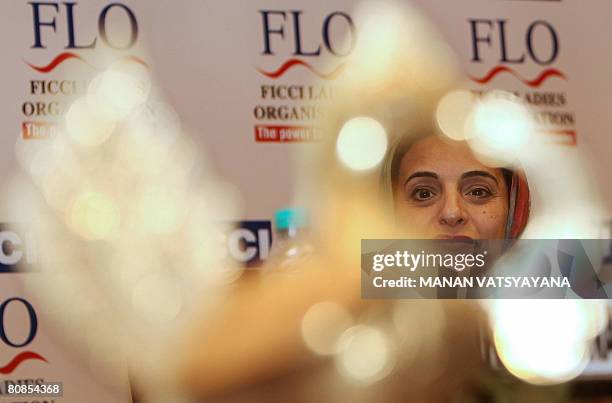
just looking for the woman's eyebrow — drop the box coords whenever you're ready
[460,170,499,185]
[404,171,438,186]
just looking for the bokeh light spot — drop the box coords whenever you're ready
[336,117,388,171]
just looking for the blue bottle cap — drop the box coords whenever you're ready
[274,208,308,230]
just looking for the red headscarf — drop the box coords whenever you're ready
[505,171,530,238]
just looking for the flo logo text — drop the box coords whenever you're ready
[30,1,138,50]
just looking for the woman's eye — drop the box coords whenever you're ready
[411,188,436,201]
[466,187,492,198]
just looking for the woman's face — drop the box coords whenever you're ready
[394,136,509,239]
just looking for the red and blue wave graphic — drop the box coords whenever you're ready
[26,52,89,73]
[470,65,566,88]
[0,351,47,374]
[25,51,148,73]
[257,58,345,80]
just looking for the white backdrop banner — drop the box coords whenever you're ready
[0,0,611,398]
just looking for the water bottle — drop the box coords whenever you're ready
[265,207,315,272]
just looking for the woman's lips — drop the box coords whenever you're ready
[436,235,474,240]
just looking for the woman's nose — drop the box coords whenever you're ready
[439,192,467,227]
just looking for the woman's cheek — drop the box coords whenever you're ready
[397,204,434,233]
[471,203,507,238]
